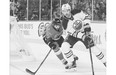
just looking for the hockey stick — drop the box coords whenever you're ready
[89,47,95,75]
[26,49,52,75]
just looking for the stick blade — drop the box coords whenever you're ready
[25,68,35,75]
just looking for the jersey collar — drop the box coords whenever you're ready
[64,14,74,20]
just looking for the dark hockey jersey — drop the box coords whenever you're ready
[44,21,63,40]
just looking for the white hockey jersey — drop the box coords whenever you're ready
[67,11,90,33]
[65,11,91,38]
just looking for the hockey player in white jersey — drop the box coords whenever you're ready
[38,18,78,70]
[61,3,106,67]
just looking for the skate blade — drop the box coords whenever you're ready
[65,68,77,72]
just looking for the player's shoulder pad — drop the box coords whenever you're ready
[82,11,91,20]
[71,9,81,15]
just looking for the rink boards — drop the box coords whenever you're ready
[17,21,106,49]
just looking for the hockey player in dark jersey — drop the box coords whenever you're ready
[38,18,78,70]
[61,3,106,67]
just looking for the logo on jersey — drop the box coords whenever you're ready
[73,20,82,31]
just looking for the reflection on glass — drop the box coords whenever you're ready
[28,0,39,20]
[41,0,51,20]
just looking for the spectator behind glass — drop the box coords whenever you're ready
[53,4,61,19]
[14,0,27,21]
[30,10,39,20]
[41,0,51,20]
[93,0,106,21]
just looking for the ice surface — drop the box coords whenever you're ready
[10,42,106,75]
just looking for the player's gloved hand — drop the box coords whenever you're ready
[51,43,57,50]
[83,23,91,33]
[82,33,91,42]
[84,27,91,33]
[43,37,57,50]
[49,42,58,50]
[82,33,94,48]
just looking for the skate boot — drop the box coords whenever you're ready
[72,55,78,68]
[65,56,78,71]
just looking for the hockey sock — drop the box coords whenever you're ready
[91,46,106,66]
[54,49,68,65]
[64,50,74,64]
[96,52,106,66]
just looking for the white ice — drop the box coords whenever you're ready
[10,39,106,75]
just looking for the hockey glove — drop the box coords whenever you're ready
[82,34,94,48]
[83,23,91,34]
[49,42,59,50]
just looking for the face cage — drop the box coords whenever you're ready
[62,9,71,16]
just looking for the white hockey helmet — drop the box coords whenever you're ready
[61,3,71,17]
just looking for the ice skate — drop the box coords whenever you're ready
[65,56,78,71]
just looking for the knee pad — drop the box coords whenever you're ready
[61,42,71,53]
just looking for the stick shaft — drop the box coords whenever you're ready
[25,49,52,75]
[89,48,95,75]
[34,49,52,74]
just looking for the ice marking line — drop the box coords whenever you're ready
[10,64,28,75]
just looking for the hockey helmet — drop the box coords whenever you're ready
[61,3,71,17]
